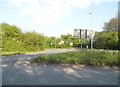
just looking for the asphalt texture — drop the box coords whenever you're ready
[2,49,119,85]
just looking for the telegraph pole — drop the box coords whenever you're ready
[89,13,93,49]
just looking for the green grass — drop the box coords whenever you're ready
[2,50,46,56]
[31,50,118,67]
[2,52,25,56]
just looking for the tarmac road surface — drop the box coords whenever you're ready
[2,49,119,85]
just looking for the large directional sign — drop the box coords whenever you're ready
[74,29,80,38]
[80,29,85,38]
[74,29,95,38]
[86,30,95,38]
[74,29,85,38]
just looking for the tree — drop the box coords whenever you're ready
[103,17,118,32]
[23,32,46,51]
[2,23,22,39]
[61,34,73,44]
[1,23,46,52]
[46,36,56,48]
[72,38,79,47]
[93,32,118,50]
[2,23,25,52]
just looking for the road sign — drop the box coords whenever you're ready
[74,29,80,38]
[80,29,85,38]
[74,29,85,38]
[74,29,95,49]
[86,30,95,38]
[74,29,95,38]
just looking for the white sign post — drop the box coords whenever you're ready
[74,29,95,49]
[80,29,85,49]
[86,30,95,49]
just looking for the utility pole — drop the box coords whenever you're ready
[89,13,93,49]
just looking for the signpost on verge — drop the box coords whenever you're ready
[74,29,95,50]
[80,29,85,49]
[74,29,85,49]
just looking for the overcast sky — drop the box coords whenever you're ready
[0,0,119,37]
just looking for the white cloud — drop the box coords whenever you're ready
[7,0,118,25]
[6,0,93,25]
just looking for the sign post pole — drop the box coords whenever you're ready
[91,38,92,49]
[85,30,87,51]
[81,39,82,49]
[74,29,95,50]
[80,29,82,49]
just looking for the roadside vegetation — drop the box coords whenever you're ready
[1,15,118,56]
[1,23,46,56]
[2,50,45,56]
[31,50,118,67]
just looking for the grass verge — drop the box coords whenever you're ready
[2,50,45,56]
[31,50,118,67]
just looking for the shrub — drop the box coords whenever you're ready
[31,50,118,67]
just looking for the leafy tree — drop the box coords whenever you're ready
[23,32,46,51]
[1,23,46,52]
[93,32,118,50]
[45,36,56,48]
[2,23,25,52]
[2,23,22,39]
[103,17,118,32]
[61,34,73,44]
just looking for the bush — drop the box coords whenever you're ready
[93,32,118,50]
[1,23,46,53]
[31,50,118,67]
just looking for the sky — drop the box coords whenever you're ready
[0,0,119,37]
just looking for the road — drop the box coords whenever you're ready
[2,49,119,85]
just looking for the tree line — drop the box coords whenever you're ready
[1,16,118,52]
[93,16,118,50]
[2,23,46,52]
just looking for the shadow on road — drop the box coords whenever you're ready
[2,49,118,85]
[2,63,118,85]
